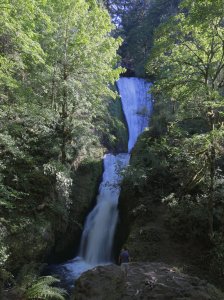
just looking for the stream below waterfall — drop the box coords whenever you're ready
[49,77,152,290]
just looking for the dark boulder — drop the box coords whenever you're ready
[72,262,224,300]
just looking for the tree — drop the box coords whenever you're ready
[0,0,123,292]
[0,0,50,100]
[112,0,180,75]
[147,0,224,238]
[42,0,122,163]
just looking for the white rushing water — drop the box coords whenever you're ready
[56,77,152,283]
[79,153,130,264]
[117,77,152,152]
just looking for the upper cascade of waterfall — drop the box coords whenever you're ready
[117,77,153,152]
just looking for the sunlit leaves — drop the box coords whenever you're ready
[0,0,123,282]
[147,0,224,120]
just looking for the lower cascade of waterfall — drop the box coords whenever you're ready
[79,153,130,264]
[50,77,152,287]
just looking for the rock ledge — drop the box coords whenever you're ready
[72,262,224,300]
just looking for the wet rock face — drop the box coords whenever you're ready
[71,264,125,300]
[4,156,103,273]
[6,219,55,271]
[72,262,224,300]
[52,158,103,261]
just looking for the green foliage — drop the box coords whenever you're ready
[111,0,181,76]
[162,193,208,240]
[145,0,224,233]
[24,276,67,300]
[0,225,12,288]
[123,118,224,241]
[147,0,224,116]
[120,0,224,270]
[0,0,123,294]
[15,264,67,300]
[40,0,123,163]
[102,94,128,152]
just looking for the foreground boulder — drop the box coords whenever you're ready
[72,262,224,300]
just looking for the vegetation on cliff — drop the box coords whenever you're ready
[103,0,181,76]
[118,0,224,287]
[0,0,124,297]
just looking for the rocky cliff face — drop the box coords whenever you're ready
[72,262,224,300]
[4,152,103,277]
[52,157,103,261]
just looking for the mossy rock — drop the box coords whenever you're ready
[52,155,103,260]
[6,218,54,271]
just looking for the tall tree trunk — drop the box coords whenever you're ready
[208,142,215,240]
[51,66,57,110]
[61,24,69,164]
[61,64,68,164]
[207,105,216,240]
[221,209,224,238]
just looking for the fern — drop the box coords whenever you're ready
[25,276,67,300]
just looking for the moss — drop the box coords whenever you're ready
[6,217,54,271]
[107,95,128,153]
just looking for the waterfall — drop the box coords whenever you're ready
[78,78,152,265]
[79,153,130,264]
[117,77,152,152]
[56,77,152,282]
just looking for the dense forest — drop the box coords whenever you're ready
[0,1,124,298]
[1,0,224,299]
